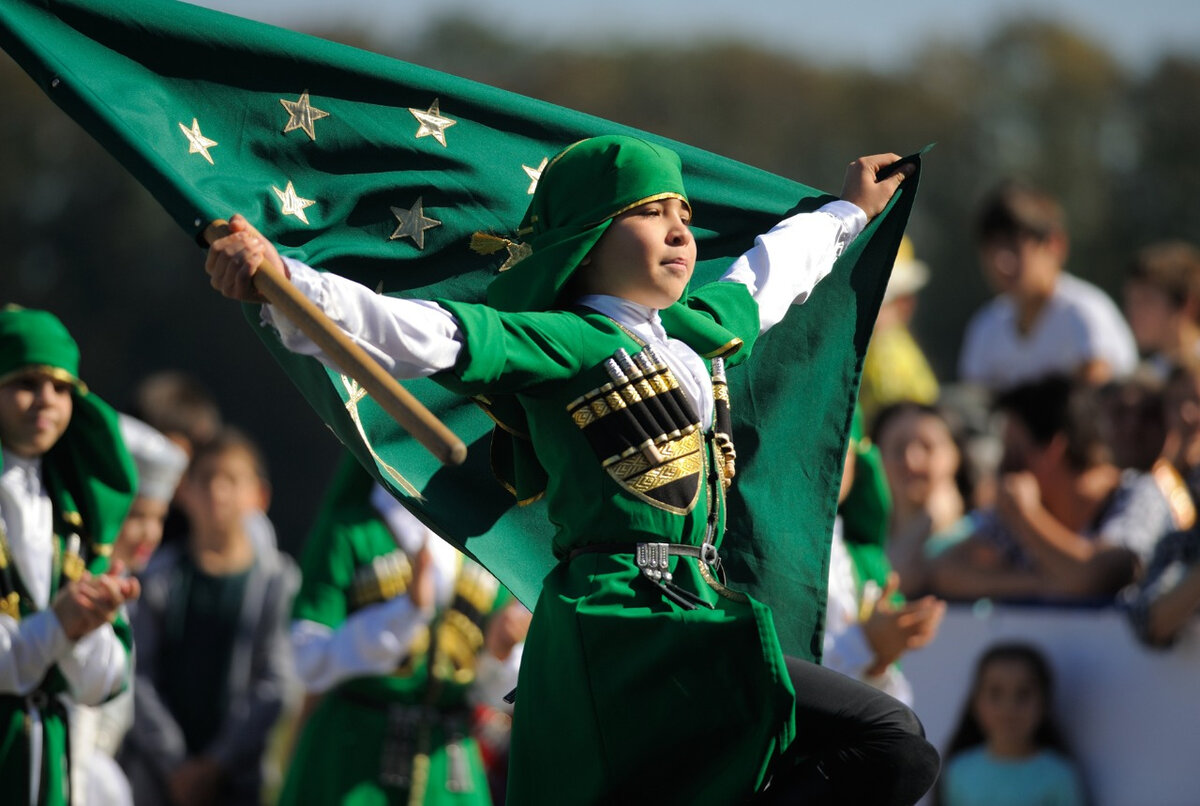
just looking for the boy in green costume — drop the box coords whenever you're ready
[207,136,939,804]
[281,455,525,805]
[0,306,139,806]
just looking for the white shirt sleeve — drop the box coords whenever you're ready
[263,259,464,379]
[290,596,426,694]
[56,624,130,706]
[0,610,72,695]
[720,200,868,333]
[470,641,523,709]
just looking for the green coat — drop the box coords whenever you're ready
[280,462,509,806]
[435,283,795,805]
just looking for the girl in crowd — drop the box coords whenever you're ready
[939,642,1086,806]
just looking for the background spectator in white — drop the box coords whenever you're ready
[958,181,1136,392]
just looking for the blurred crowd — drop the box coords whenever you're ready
[5,174,1200,806]
[832,179,1200,805]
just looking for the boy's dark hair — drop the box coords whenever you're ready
[188,425,269,483]
[942,643,1075,775]
[975,180,1065,244]
[132,370,221,448]
[1126,240,1200,311]
[995,375,1112,472]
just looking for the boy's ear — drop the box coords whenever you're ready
[256,479,272,513]
[1046,229,1069,265]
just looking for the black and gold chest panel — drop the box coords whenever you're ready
[566,345,737,515]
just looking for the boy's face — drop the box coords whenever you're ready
[877,410,960,507]
[1123,279,1177,353]
[1165,372,1200,444]
[0,370,74,459]
[114,496,170,573]
[580,198,696,309]
[979,231,1062,301]
[181,446,266,536]
[972,658,1044,754]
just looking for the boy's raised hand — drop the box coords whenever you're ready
[204,214,289,303]
[52,569,140,641]
[840,153,914,221]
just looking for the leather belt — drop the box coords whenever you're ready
[567,541,720,610]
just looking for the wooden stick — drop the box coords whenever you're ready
[204,220,467,466]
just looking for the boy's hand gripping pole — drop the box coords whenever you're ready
[203,219,468,467]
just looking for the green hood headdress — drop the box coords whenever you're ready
[472,136,750,504]
[0,306,135,567]
[0,306,87,392]
[486,135,690,312]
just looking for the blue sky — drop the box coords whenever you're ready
[191,0,1197,71]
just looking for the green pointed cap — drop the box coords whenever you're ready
[486,135,690,312]
[0,306,86,392]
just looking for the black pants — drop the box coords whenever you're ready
[755,656,941,805]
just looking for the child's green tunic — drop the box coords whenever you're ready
[435,282,796,805]
[281,465,510,806]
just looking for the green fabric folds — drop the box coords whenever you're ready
[0,0,922,659]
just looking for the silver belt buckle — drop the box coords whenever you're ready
[700,542,720,568]
[635,542,672,583]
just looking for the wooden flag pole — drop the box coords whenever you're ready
[204,219,468,467]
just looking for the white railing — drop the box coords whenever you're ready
[903,603,1200,806]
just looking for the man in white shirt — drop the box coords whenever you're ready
[958,180,1137,392]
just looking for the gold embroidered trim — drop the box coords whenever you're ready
[701,338,744,360]
[90,543,113,558]
[602,430,701,473]
[0,365,87,394]
[474,399,532,440]
[350,550,412,609]
[616,451,703,493]
[608,192,690,220]
[0,592,19,622]
[339,375,423,500]
[62,554,85,582]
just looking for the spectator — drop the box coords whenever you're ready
[131,370,279,556]
[859,236,940,428]
[70,414,189,806]
[112,414,189,575]
[1122,240,1200,381]
[1158,360,1200,515]
[958,180,1136,391]
[0,307,139,806]
[130,370,223,549]
[872,401,971,597]
[1098,372,1166,473]
[280,456,525,805]
[938,642,1085,806]
[130,370,221,460]
[120,428,297,806]
[930,375,1173,602]
[1125,525,1200,648]
[826,416,945,704]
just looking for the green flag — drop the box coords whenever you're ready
[0,0,920,660]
